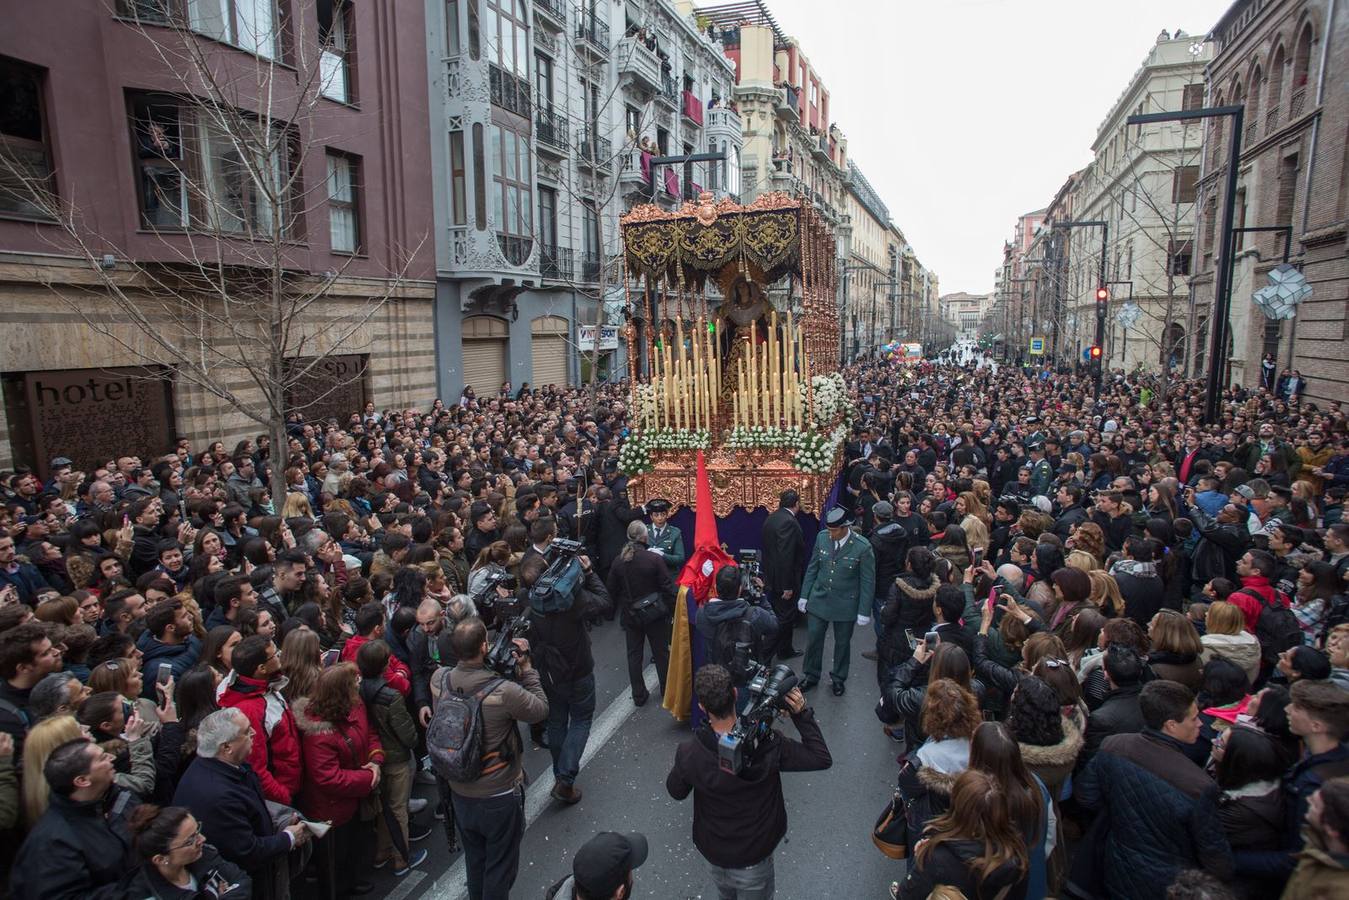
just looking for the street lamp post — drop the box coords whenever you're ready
[1051,220,1108,399]
[1127,105,1244,425]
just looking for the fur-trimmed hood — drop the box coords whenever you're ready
[1018,713,1084,769]
[914,737,969,794]
[893,573,940,601]
[290,697,335,735]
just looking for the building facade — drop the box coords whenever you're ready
[941,292,993,339]
[843,160,894,356]
[1192,0,1348,403]
[425,0,742,398]
[0,1,435,474]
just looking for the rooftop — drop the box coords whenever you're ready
[694,0,791,49]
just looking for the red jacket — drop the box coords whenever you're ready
[217,672,303,804]
[339,633,411,697]
[1232,574,1288,633]
[294,698,384,825]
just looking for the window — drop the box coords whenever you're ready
[326,153,359,253]
[1172,165,1199,203]
[1182,83,1204,111]
[449,130,466,225]
[187,0,280,61]
[537,186,556,249]
[130,93,289,235]
[1168,237,1192,276]
[0,57,54,219]
[318,0,353,103]
[446,0,460,56]
[472,122,486,229]
[117,0,171,22]
[467,0,480,60]
[485,0,528,78]
[708,140,719,191]
[655,126,669,155]
[1276,153,1300,224]
[535,54,553,110]
[492,122,531,254]
[625,104,640,140]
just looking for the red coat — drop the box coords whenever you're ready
[339,633,411,696]
[218,672,302,804]
[294,698,384,825]
[1233,574,1288,633]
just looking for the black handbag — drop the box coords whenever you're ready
[622,563,669,627]
[872,790,909,859]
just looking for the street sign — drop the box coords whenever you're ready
[1029,337,1045,356]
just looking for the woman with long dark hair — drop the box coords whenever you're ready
[877,547,940,674]
[1213,726,1289,899]
[894,768,1029,900]
[969,721,1050,898]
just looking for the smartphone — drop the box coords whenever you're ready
[924,630,939,651]
[972,547,984,566]
[904,628,917,650]
[987,585,998,613]
[156,663,173,686]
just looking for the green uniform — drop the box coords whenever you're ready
[800,530,875,684]
[1030,456,1053,497]
[647,523,686,576]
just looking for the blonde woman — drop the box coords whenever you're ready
[956,492,991,554]
[1199,601,1261,684]
[281,492,314,521]
[1085,570,1125,618]
[21,714,82,825]
[1065,550,1100,573]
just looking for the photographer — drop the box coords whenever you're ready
[519,542,612,805]
[696,566,778,704]
[666,664,832,898]
[436,617,547,900]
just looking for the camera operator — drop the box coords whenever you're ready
[696,566,778,707]
[436,617,548,900]
[666,663,832,899]
[519,542,612,805]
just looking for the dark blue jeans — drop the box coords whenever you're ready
[545,673,596,786]
[452,786,525,900]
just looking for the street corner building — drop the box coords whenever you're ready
[0,1,437,478]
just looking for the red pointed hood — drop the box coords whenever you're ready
[677,450,735,605]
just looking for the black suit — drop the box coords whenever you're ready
[760,506,805,657]
[596,498,645,577]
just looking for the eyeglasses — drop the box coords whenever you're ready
[167,825,205,851]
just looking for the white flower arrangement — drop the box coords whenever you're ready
[809,373,853,428]
[617,435,653,474]
[791,424,846,474]
[645,428,711,451]
[725,425,793,449]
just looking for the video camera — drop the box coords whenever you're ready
[485,594,531,679]
[735,549,765,603]
[547,538,585,560]
[716,661,799,775]
[471,569,518,610]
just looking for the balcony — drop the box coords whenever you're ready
[576,125,612,169]
[578,251,602,283]
[536,107,569,156]
[534,0,565,30]
[535,28,559,55]
[496,234,533,267]
[1265,107,1280,136]
[654,73,679,110]
[705,106,741,144]
[811,132,830,161]
[574,11,609,59]
[541,245,573,281]
[1244,119,1259,147]
[775,84,800,121]
[617,36,662,93]
[620,148,653,194]
[681,90,704,127]
[489,64,531,119]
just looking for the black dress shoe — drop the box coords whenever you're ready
[632,693,649,707]
[799,678,818,691]
[779,648,802,660]
[347,881,374,896]
[831,680,846,696]
[861,650,878,661]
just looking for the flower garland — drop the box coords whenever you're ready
[722,425,845,474]
[810,373,852,428]
[616,428,712,475]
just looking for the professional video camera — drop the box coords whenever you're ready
[735,549,765,603]
[716,661,799,775]
[471,569,518,610]
[528,538,586,614]
[485,594,531,679]
[547,538,585,560]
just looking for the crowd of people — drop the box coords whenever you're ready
[0,353,1343,900]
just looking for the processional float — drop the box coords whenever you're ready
[618,192,847,515]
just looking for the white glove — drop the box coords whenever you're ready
[797,597,808,614]
[857,615,871,628]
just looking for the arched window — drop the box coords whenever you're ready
[1292,23,1313,90]
[1267,45,1286,123]
[1245,65,1262,145]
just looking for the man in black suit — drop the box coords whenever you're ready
[594,485,646,580]
[760,490,805,660]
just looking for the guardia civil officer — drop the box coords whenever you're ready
[798,506,876,696]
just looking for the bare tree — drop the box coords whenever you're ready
[0,2,424,499]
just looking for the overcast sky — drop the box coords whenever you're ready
[753,0,1233,295]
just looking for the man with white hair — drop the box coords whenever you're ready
[174,708,308,899]
[995,563,1026,593]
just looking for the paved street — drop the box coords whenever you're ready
[371,617,901,900]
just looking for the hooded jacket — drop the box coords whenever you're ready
[694,595,779,675]
[359,676,417,765]
[1200,631,1262,684]
[868,522,911,595]
[896,737,970,840]
[293,698,381,826]
[9,786,140,900]
[1281,824,1349,900]
[878,572,939,665]
[217,671,302,804]
[339,632,411,697]
[1019,713,1085,802]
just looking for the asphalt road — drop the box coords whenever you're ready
[366,615,904,900]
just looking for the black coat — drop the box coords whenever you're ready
[172,757,292,874]
[10,788,140,900]
[1052,504,1089,541]
[1113,569,1166,627]
[868,522,910,598]
[529,570,612,686]
[759,507,805,603]
[605,545,677,627]
[1189,508,1251,585]
[596,498,645,572]
[120,844,252,900]
[896,839,1027,900]
[877,572,939,666]
[1080,684,1145,770]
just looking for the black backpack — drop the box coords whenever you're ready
[1239,588,1302,666]
[713,614,762,681]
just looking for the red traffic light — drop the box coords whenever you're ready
[1089,345,1102,359]
[1095,287,1109,302]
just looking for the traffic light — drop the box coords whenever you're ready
[1089,345,1102,361]
[1095,286,1109,303]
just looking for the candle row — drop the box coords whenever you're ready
[646,316,720,431]
[731,311,808,429]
